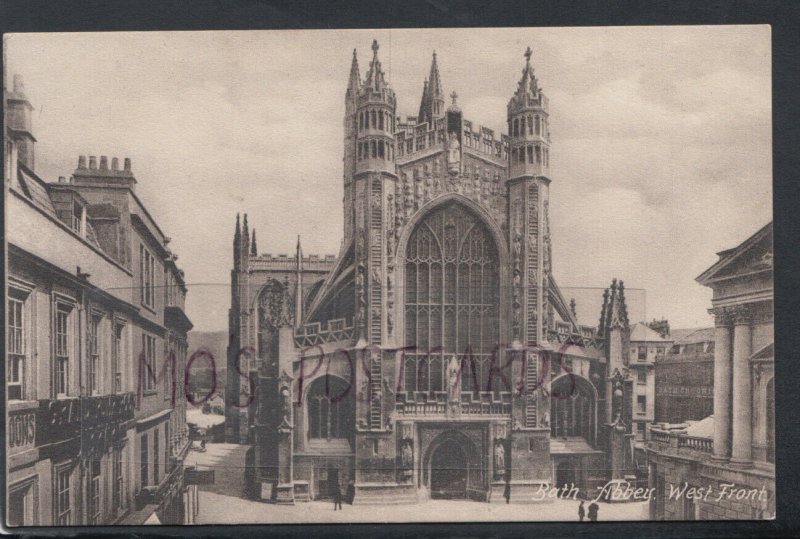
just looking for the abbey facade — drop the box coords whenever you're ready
[226,41,636,504]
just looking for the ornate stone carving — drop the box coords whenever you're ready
[278,370,293,432]
[401,440,413,469]
[447,354,461,403]
[355,263,367,334]
[494,440,506,479]
[708,306,734,327]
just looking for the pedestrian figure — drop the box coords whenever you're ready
[578,500,585,522]
[504,480,511,504]
[346,480,355,505]
[588,501,599,522]
[332,479,343,510]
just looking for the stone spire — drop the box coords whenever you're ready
[295,235,303,271]
[364,39,388,91]
[233,213,241,269]
[346,48,361,101]
[508,46,545,116]
[241,214,250,267]
[417,78,428,119]
[598,278,630,337]
[295,235,304,325]
[418,51,445,124]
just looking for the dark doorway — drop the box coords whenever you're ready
[430,439,467,499]
[555,461,575,491]
[318,467,339,499]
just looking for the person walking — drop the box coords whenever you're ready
[578,500,585,522]
[332,479,343,511]
[587,501,599,522]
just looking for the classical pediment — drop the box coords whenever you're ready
[697,222,773,285]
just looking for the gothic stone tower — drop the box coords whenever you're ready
[240,42,631,505]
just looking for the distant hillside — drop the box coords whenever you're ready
[186,330,229,391]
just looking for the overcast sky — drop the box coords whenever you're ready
[5,26,771,332]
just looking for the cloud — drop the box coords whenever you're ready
[5,26,771,330]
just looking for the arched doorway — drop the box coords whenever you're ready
[423,430,483,500]
[430,439,467,499]
[555,461,575,490]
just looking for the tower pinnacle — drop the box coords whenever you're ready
[364,39,388,91]
[347,48,361,99]
[418,50,445,124]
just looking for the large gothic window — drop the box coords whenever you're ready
[307,375,354,441]
[550,374,596,444]
[403,202,500,395]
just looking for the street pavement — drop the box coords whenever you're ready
[188,443,649,523]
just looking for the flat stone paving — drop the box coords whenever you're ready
[189,443,650,523]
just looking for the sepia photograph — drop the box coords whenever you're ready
[3,25,773,527]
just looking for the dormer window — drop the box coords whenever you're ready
[71,201,83,235]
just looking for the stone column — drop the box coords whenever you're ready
[711,308,732,460]
[730,307,752,466]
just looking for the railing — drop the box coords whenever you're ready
[678,434,713,453]
[395,391,511,416]
[649,429,671,444]
[294,318,354,347]
[37,392,135,444]
[648,428,713,455]
[136,456,184,511]
[661,352,714,362]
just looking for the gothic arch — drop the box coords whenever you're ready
[304,374,354,445]
[394,194,509,389]
[550,372,598,446]
[422,429,483,497]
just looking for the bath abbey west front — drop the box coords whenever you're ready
[226,41,637,504]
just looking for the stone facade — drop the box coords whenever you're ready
[654,328,715,424]
[5,74,197,526]
[647,223,774,520]
[229,42,641,505]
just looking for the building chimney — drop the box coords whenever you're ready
[78,155,87,169]
[111,157,119,170]
[58,176,66,183]
[100,156,108,170]
[124,158,131,171]
[89,156,97,169]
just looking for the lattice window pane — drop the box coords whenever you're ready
[404,202,499,395]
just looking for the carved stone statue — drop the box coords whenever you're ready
[401,441,413,469]
[447,136,460,175]
[447,354,461,403]
[494,441,506,475]
[279,386,292,427]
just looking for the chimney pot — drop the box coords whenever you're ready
[124,158,131,171]
[89,156,97,169]
[111,157,119,170]
[100,156,108,170]
[78,156,87,169]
